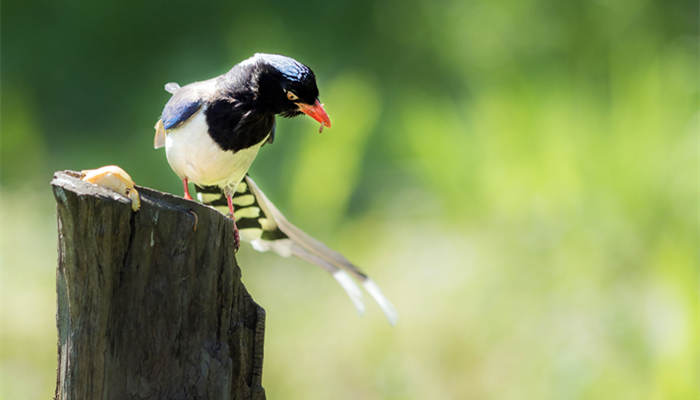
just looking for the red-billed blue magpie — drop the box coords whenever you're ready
[154,53,396,324]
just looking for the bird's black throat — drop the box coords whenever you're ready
[202,54,316,152]
[205,99,274,152]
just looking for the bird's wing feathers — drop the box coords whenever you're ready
[192,176,397,324]
[161,88,203,130]
[153,119,167,149]
[164,82,181,94]
[154,82,210,149]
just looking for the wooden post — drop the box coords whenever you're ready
[51,171,266,400]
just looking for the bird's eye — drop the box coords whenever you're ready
[286,91,299,101]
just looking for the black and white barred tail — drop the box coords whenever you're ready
[195,175,398,325]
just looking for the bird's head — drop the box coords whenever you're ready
[249,53,331,131]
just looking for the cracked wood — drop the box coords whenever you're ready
[51,170,266,400]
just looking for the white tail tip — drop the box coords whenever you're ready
[363,279,398,325]
[332,270,365,315]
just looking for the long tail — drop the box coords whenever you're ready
[195,176,398,325]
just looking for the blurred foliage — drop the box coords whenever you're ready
[1,0,698,399]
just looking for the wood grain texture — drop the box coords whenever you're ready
[51,171,265,400]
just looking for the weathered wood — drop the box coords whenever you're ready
[51,170,266,400]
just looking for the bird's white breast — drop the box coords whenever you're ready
[164,109,267,188]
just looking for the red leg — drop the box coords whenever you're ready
[182,177,193,200]
[226,194,240,251]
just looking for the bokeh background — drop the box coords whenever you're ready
[2,0,698,398]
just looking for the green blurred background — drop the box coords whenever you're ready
[1,0,698,398]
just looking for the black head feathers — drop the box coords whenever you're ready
[153,53,332,152]
[224,53,320,116]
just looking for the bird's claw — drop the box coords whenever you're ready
[231,216,240,252]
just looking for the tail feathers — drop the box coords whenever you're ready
[244,176,397,325]
[194,176,398,324]
[363,279,398,325]
[288,242,366,315]
[244,177,368,281]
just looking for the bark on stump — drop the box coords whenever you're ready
[51,170,266,400]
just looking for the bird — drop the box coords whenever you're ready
[154,53,397,324]
[154,53,331,250]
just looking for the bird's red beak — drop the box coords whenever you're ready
[298,100,331,132]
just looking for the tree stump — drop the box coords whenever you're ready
[51,170,266,400]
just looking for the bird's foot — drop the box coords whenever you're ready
[225,193,239,251]
[232,217,240,251]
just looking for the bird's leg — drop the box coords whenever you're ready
[226,193,240,251]
[182,177,193,200]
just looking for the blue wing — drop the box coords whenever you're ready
[161,86,203,130]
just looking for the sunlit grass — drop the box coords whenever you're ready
[0,188,57,400]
